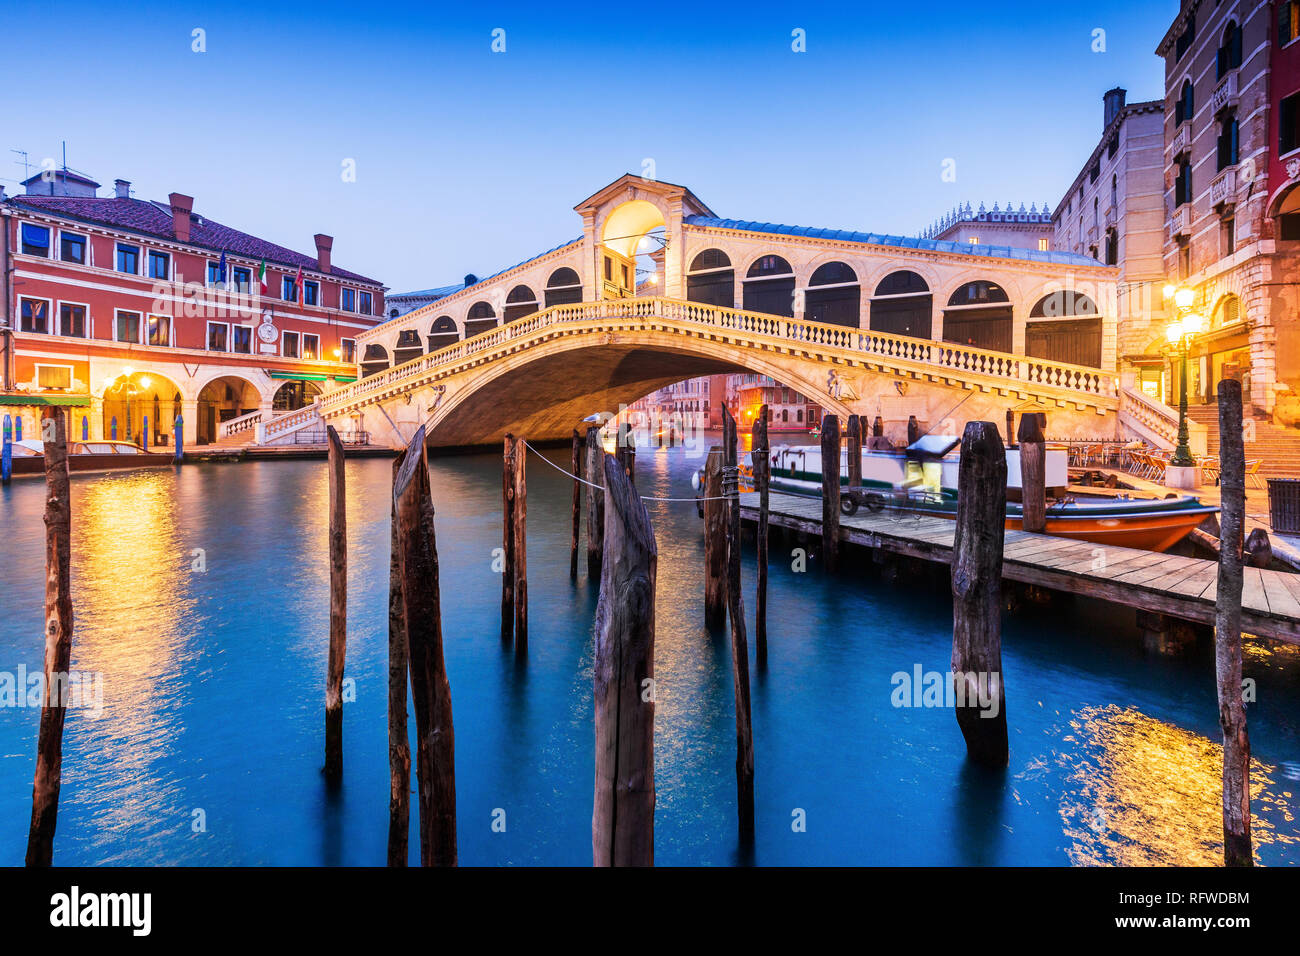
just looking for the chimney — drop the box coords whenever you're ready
[114,179,131,199]
[1103,87,1126,128]
[168,193,194,243]
[314,233,333,274]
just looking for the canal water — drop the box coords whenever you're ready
[0,440,1297,866]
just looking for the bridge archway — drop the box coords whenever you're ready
[599,199,666,298]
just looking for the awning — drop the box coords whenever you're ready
[0,394,91,407]
[332,376,356,383]
[269,371,328,381]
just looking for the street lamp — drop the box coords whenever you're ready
[1164,294,1204,468]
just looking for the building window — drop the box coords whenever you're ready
[1222,217,1236,257]
[282,331,300,358]
[207,262,222,286]
[148,250,170,280]
[341,288,355,312]
[1090,163,1099,184]
[207,322,229,351]
[1175,12,1195,60]
[115,310,141,343]
[340,338,356,363]
[232,266,251,293]
[232,325,252,354]
[1111,174,1118,209]
[1175,80,1194,126]
[116,243,140,275]
[59,303,86,337]
[1282,92,1300,156]
[1215,294,1241,328]
[1218,116,1239,170]
[20,223,50,256]
[1179,243,1191,280]
[1104,228,1119,265]
[1093,196,1099,226]
[302,333,319,360]
[36,365,72,390]
[1175,160,1193,206]
[968,236,979,244]
[59,232,86,264]
[603,257,613,281]
[359,291,372,315]
[1037,238,1050,251]
[304,281,319,306]
[1281,212,1300,240]
[19,297,50,333]
[146,314,171,346]
[1218,22,1243,79]
[282,276,296,302]
[1281,2,1300,46]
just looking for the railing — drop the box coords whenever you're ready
[1118,385,1208,456]
[1211,167,1237,207]
[321,296,1121,416]
[1211,71,1238,116]
[218,407,296,439]
[258,402,323,445]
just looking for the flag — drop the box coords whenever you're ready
[218,251,227,287]
[257,258,267,293]
[295,265,303,306]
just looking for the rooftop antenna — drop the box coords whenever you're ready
[10,149,30,184]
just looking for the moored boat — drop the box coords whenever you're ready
[4,438,174,476]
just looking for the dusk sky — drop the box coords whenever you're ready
[9,0,1175,293]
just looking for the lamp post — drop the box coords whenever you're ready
[1163,285,1203,476]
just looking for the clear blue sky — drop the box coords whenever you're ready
[8,0,1175,292]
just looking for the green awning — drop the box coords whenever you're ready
[0,394,91,407]
[332,376,356,383]
[269,371,328,381]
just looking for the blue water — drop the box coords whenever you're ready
[0,441,1297,866]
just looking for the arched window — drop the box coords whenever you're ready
[870,270,932,339]
[360,344,390,378]
[427,315,459,352]
[686,249,734,307]
[393,329,423,366]
[944,281,1012,353]
[1111,174,1118,210]
[1175,79,1194,126]
[742,254,795,317]
[1027,292,1101,367]
[465,300,497,337]
[1213,294,1241,328]
[1217,21,1242,79]
[1217,115,1239,171]
[1104,228,1119,266]
[503,284,538,323]
[805,261,860,328]
[1030,291,1099,317]
[544,267,583,307]
[1175,158,1193,206]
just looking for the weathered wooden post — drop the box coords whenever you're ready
[752,406,770,666]
[950,421,1009,768]
[393,426,457,866]
[25,408,72,867]
[173,414,184,464]
[1005,410,1015,447]
[585,425,604,578]
[1017,412,1046,535]
[512,434,527,657]
[2,414,11,485]
[592,453,657,866]
[81,416,88,441]
[387,451,411,867]
[570,429,582,580]
[722,407,756,838]
[820,414,841,573]
[846,413,862,489]
[141,415,149,452]
[501,435,517,643]
[703,445,726,629]
[872,415,883,438]
[1215,380,1252,866]
[324,425,348,781]
[907,415,921,445]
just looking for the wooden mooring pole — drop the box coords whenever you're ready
[1017,412,1046,535]
[324,425,347,781]
[393,426,457,866]
[501,435,516,643]
[570,429,582,581]
[723,406,756,839]
[592,452,657,866]
[846,413,862,489]
[820,414,840,573]
[501,434,527,653]
[752,405,770,666]
[387,450,410,866]
[1215,380,1252,866]
[26,407,72,867]
[703,444,726,629]
[950,420,1009,768]
[585,425,604,578]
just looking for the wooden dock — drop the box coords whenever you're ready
[738,491,1300,645]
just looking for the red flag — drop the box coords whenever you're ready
[295,266,304,306]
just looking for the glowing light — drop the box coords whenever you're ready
[1182,311,1203,336]
[1174,287,1195,309]
[138,377,151,390]
[1162,284,1177,300]
[1166,321,1184,344]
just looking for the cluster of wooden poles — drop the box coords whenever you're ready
[21,381,1253,868]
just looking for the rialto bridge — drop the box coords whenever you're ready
[319,174,1187,451]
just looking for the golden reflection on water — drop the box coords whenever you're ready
[1055,704,1296,866]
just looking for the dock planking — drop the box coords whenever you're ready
[738,491,1300,645]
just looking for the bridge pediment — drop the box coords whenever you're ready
[574,173,716,221]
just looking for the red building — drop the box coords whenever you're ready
[1270,1,1300,229]
[0,171,384,447]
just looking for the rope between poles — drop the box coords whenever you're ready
[519,439,735,502]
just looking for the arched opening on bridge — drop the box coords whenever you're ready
[601,199,665,298]
[504,284,539,323]
[943,280,1012,353]
[870,270,932,338]
[686,249,734,307]
[544,267,583,307]
[805,261,860,328]
[1026,291,1101,368]
[465,300,497,338]
[196,375,261,445]
[272,379,322,412]
[101,371,182,446]
[427,315,459,352]
[743,254,795,317]
[360,344,390,378]
[393,329,424,366]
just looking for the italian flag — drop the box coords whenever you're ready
[257,258,268,293]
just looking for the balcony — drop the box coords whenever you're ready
[1170,205,1191,239]
[1170,124,1190,158]
[1211,72,1238,117]
[1211,166,1237,208]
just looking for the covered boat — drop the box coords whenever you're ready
[4,438,174,476]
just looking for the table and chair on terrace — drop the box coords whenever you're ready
[1062,440,1262,490]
